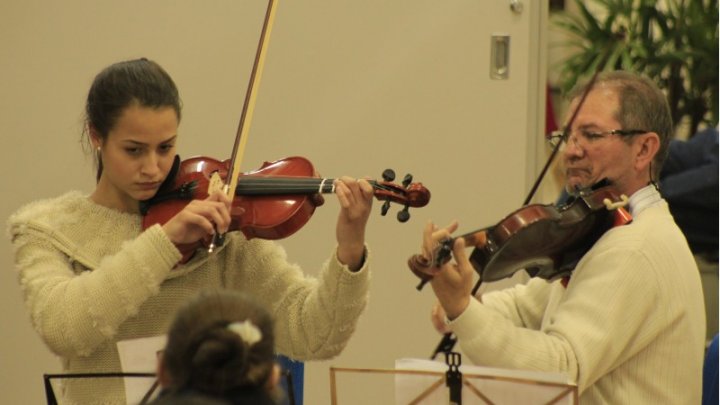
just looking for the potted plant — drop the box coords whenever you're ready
[552,0,718,137]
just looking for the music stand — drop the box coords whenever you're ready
[329,361,578,404]
[43,370,296,405]
[43,372,157,405]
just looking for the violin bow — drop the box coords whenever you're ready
[226,0,278,198]
[522,36,624,206]
[209,0,279,251]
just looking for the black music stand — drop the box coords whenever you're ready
[43,370,296,405]
[43,372,157,405]
[444,351,463,405]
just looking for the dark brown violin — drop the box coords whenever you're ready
[408,39,631,359]
[408,34,631,293]
[407,180,630,360]
[409,179,631,289]
[141,155,430,262]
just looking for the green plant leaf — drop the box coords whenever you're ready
[553,0,719,135]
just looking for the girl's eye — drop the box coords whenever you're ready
[159,144,174,153]
[125,148,142,155]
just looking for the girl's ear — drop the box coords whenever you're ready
[88,125,102,149]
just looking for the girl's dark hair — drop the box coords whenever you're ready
[162,290,276,396]
[82,58,182,181]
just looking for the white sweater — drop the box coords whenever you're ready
[450,186,706,404]
[8,191,371,404]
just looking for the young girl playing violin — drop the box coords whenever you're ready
[8,58,374,405]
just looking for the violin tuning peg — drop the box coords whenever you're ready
[402,173,413,188]
[382,169,396,182]
[381,200,391,216]
[397,206,410,223]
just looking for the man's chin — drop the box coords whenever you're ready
[565,178,590,193]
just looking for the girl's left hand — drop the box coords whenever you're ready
[334,176,374,271]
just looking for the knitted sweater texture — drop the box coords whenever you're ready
[450,186,706,404]
[8,191,371,404]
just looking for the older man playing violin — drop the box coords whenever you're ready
[417,71,705,405]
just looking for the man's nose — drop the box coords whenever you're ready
[562,134,584,157]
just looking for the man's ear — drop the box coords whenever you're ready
[634,131,660,171]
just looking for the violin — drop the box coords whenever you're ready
[408,180,629,360]
[141,155,430,263]
[408,179,631,289]
[136,1,430,263]
[408,37,629,290]
[407,39,632,359]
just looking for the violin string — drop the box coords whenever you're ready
[235,178,397,193]
[457,225,493,242]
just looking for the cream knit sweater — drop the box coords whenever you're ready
[450,186,706,404]
[8,191,371,404]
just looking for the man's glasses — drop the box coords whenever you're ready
[546,129,648,149]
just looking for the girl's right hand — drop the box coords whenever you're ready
[161,191,233,245]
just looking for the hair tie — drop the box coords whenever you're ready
[227,320,262,346]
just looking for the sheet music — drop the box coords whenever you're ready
[395,358,575,405]
[117,335,166,404]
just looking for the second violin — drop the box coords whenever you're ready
[408,180,631,289]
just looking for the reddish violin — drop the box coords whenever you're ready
[141,155,430,262]
[137,1,430,263]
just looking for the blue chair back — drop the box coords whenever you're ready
[703,334,719,405]
[276,355,304,405]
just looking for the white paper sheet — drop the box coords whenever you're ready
[395,358,576,405]
[117,335,167,405]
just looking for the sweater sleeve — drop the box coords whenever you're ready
[10,224,181,357]
[222,236,370,361]
[481,277,553,329]
[450,245,665,392]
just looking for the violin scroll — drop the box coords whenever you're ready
[375,169,430,223]
[408,231,487,290]
[408,248,451,291]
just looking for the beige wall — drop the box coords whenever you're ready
[0,1,549,403]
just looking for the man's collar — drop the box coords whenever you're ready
[627,184,663,216]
